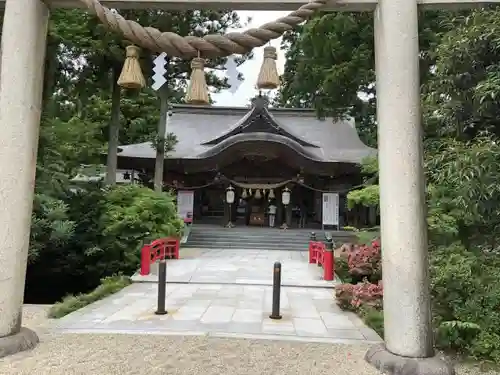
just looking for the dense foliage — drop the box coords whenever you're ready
[27,184,182,302]
[24,8,244,302]
[278,7,500,362]
[334,239,500,362]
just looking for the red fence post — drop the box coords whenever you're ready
[174,238,180,259]
[309,232,317,263]
[160,241,166,260]
[323,237,335,281]
[323,249,334,281]
[140,245,151,276]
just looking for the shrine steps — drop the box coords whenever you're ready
[182,224,355,251]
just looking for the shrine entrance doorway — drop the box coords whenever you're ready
[192,151,355,229]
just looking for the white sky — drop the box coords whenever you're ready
[212,11,289,107]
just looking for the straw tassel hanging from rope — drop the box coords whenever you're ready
[186,57,209,105]
[256,46,279,90]
[117,45,146,89]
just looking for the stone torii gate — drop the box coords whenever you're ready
[0,0,496,371]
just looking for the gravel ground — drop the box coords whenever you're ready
[0,305,497,375]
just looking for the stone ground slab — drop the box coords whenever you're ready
[132,249,341,287]
[52,283,382,344]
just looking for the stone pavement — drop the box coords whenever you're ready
[132,249,341,287]
[52,282,381,344]
[51,249,381,344]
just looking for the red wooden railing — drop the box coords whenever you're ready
[140,237,180,276]
[308,240,335,281]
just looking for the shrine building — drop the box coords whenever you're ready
[115,95,377,229]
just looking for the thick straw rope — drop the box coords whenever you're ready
[78,0,328,58]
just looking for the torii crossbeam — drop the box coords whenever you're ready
[0,0,495,373]
[0,0,497,10]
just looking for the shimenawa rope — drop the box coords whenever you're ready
[78,0,328,58]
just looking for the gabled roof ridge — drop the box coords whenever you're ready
[260,107,320,148]
[199,105,259,145]
[201,105,320,148]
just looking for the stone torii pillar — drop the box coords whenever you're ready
[0,0,49,357]
[366,0,454,374]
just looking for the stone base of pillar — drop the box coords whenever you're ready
[0,328,39,359]
[365,344,455,375]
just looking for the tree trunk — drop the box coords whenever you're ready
[105,67,121,185]
[42,38,58,117]
[154,87,169,192]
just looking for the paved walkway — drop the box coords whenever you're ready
[52,283,381,343]
[132,249,341,287]
[53,249,381,344]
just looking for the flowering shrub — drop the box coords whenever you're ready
[334,256,352,283]
[335,279,383,311]
[346,239,382,282]
[335,240,384,338]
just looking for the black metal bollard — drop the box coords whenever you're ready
[155,260,168,315]
[269,262,282,320]
[310,232,316,241]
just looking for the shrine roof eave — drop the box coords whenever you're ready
[180,134,374,175]
[116,147,376,164]
[116,103,377,165]
[117,154,367,177]
[117,134,376,165]
[9,0,497,11]
[196,132,322,160]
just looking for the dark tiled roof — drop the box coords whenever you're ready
[117,104,376,164]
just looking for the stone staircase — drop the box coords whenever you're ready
[182,224,355,251]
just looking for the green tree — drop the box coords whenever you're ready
[423,8,500,139]
[276,13,376,145]
[276,11,460,147]
[45,9,248,183]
